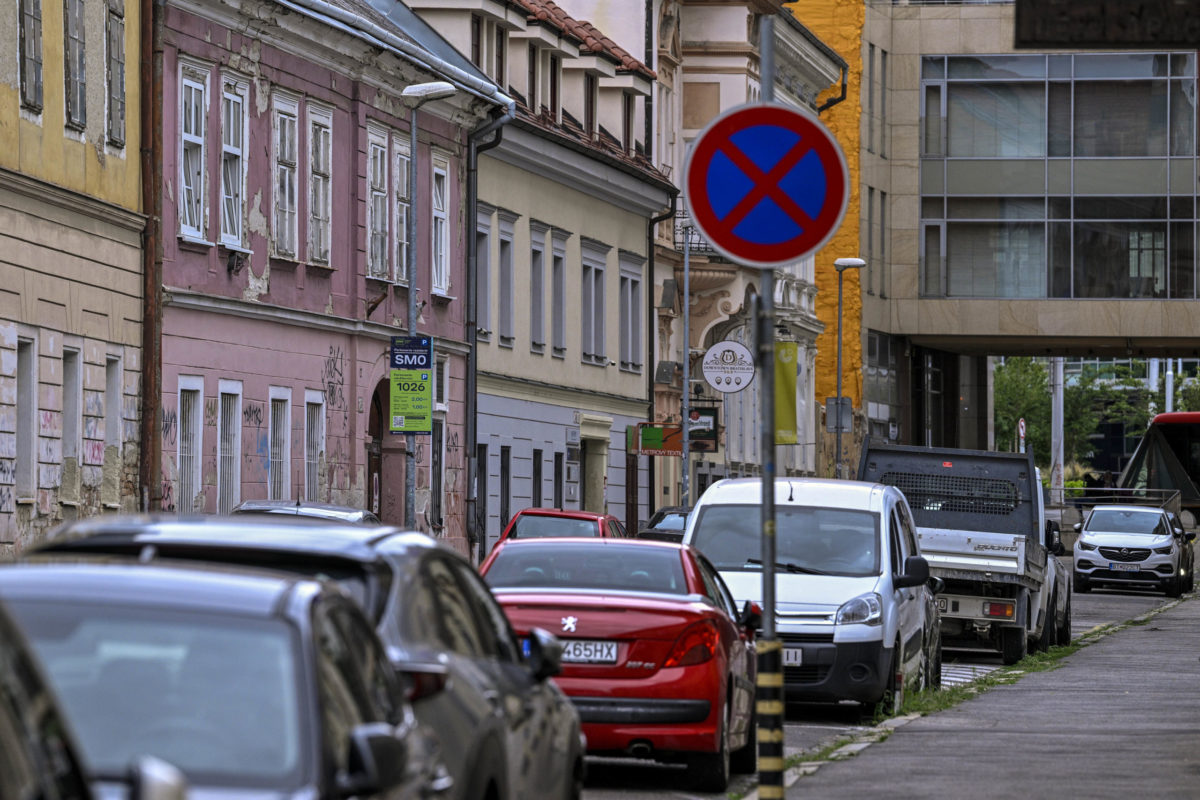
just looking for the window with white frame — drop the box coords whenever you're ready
[268,388,290,500]
[584,73,597,138]
[217,380,241,514]
[106,0,125,145]
[273,93,299,258]
[621,92,634,153]
[431,152,450,293]
[476,203,494,340]
[393,136,410,282]
[551,231,567,357]
[581,241,608,364]
[619,254,643,372]
[430,357,448,527]
[16,337,35,500]
[527,43,539,110]
[179,61,209,238]
[220,75,248,247]
[304,390,324,502]
[367,126,389,279]
[19,0,43,112]
[497,210,517,346]
[308,105,333,264]
[178,376,203,514]
[64,0,85,129]
[530,222,547,354]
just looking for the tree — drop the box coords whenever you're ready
[993,358,1050,462]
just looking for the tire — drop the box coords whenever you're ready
[1000,626,1027,665]
[924,629,942,690]
[871,644,900,720]
[688,700,730,792]
[1187,568,1195,594]
[1056,588,1072,644]
[1074,572,1091,594]
[1032,595,1057,652]
[1166,575,1183,598]
[729,695,756,775]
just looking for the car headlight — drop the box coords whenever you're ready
[1154,545,1173,555]
[836,592,882,626]
[1076,540,1097,551]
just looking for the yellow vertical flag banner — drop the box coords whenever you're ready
[775,341,798,444]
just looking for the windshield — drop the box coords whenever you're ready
[650,512,688,531]
[1086,509,1165,535]
[5,600,306,788]
[485,542,688,594]
[690,504,880,577]
[510,515,598,538]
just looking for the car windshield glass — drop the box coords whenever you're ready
[511,515,598,538]
[690,504,880,577]
[485,543,688,594]
[5,599,306,788]
[652,513,687,531]
[1087,509,1162,534]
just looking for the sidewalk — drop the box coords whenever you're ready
[746,594,1200,799]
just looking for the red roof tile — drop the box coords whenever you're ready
[511,0,656,80]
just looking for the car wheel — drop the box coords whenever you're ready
[729,693,756,775]
[1187,568,1195,594]
[1166,575,1183,598]
[1042,594,1059,649]
[1074,572,1091,594]
[1000,626,1027,665]
[1056,589,1072,644]
[923,629,942,690]
[688,699,730,792]
[564,749,584,800]
[871,643,900,720]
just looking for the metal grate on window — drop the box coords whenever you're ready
[305,402,322,501]
[879,471,1018,516]
[179,389,199,513]
[218,392,237,513]
[269,398,287,499]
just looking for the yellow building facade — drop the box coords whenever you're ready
[0,0,143,553]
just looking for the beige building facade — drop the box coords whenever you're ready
[0,0,143,554]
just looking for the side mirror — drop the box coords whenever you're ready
[928,576,945,595]
[1044,520,1064,556]
[338,722,408,797]
[129,756,188,800]
[1073,522,1082,532]
[389,654,449,704]
[1187,531,1197,543]
[525,627,564,682]
[739,600,762,631]
[894,555,930,589]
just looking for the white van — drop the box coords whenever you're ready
[682,477,942,712]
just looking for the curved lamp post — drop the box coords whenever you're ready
[400,81,457,530]
[833,257,864,479]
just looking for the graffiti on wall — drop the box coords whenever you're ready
[243,403,264,429]
[162,408,178,447]
[323,346,346,411]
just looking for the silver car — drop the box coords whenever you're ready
[1073,504,1196,597]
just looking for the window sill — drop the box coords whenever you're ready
[59,499,80,507]
[219,241,253,255]
[270,255,301,271]
[306,261,335,275]
[178,234,214,253]
[431,291,455,304]
[14,496,35,506]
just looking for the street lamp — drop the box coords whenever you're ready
[833,257,864,479]
[401,80,457,531]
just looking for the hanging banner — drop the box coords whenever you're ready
[774,341,798,445]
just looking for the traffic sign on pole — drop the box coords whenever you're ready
[684,102,850,269]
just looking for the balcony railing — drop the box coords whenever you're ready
[673,210,728,259]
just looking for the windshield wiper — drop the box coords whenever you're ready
[746,558,831,576]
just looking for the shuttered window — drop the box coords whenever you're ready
[106,1,125,145]
[19,0,43,111]
[64,0,85,128]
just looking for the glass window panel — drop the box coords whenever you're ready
[1171,197,1194,218]
[1073,53,1168,79]
[1074,221,1168,298]
[1171,53,1195,77]
[947,55,1045,80]
[1049,197,1071,218]
[1170,220,1195,298]
[947,197,1044,219]
[921,197,944,219]
[922,224,942,296]
[922,85,942,156]
[946,222,1045,298]
[1049,221,1072,297]
[1049,82,1071,157]
[922,57,944,79]
[1170,80,1195,156]
[1075,80,1167,157]
[947,84,1045,157]
[1074,197,1167,219]
[1048,55,1072,79]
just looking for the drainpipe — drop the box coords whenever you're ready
[138,0,163,510]
[646,195,677,520]
[467,100,516,564]
[817,63,848,114]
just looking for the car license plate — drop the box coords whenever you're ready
[783,648,803,666]
[1110,563,1140,572]
[937,597,948,612]
[561,640,618,663]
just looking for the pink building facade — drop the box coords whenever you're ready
[155,0,506,553]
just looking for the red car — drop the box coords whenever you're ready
[497,507,628,543]
[479,537,759,792]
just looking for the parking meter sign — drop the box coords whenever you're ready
[390,336,432,435]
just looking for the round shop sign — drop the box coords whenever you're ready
[702,341,756,393]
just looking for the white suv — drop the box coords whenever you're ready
[1073,504,1196,597]
[682,477,942,715]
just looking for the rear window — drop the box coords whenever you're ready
[690,503,880,576]
[509,515,598,539]
[484,543,688,594]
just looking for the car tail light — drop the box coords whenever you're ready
[982,602,1014,619]
[664,620,719,668]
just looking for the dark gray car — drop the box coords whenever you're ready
[32,515,585,800]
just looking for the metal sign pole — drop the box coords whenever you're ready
[755,14,783,800]
[682,225,691,508]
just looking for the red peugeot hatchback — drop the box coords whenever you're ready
[479,537,760,792]
[496,507,628,543]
